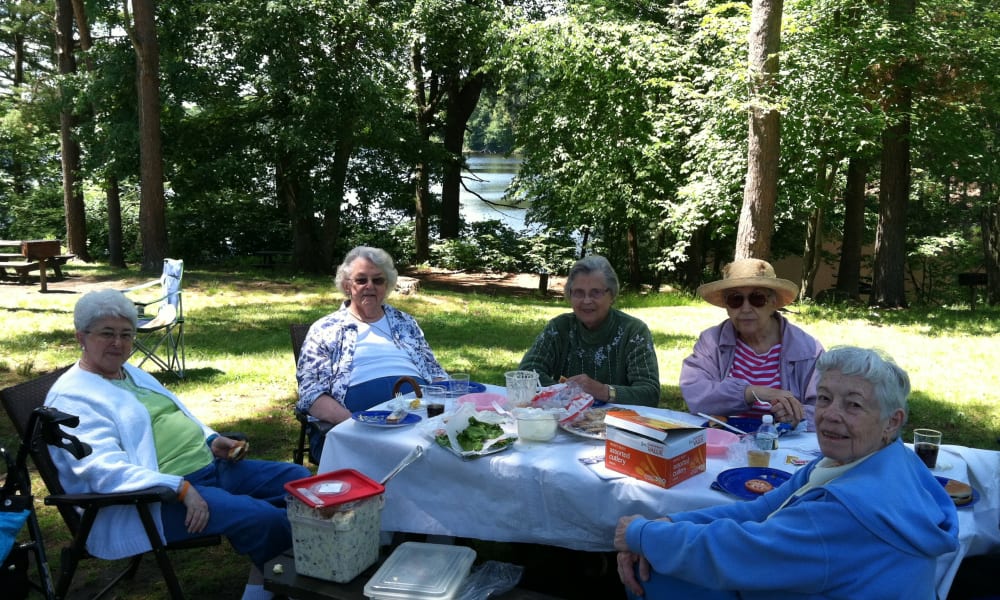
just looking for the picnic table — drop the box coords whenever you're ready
[0,240,72,292]
[254,250,292,268]
[319,391,1000,599]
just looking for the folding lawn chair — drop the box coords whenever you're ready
[123,258,186,378]
[1,437,56,600]
[289,324,314,465]
[0,367,223,600]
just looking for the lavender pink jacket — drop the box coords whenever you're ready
[680,313,824,428]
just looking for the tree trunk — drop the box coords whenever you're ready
[106,177,125,267]
[55,0,91,261]
[440,73,486,240]
[800,206,822,299]
[735,0,783,261]
[128,0,168,272]
[981,181,1000,306]
[870,0,915,308]
[320,135,352,272]
[835,157,870,300]
[871,115,911,308]
[411,42,435,262]
[627,223,641,289]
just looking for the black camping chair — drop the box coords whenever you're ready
[1,427,57,600]
[290,323,320,465]
[1,367,222,600]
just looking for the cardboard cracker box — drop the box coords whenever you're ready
[604,410,707,488]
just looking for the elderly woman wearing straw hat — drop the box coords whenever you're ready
[680,258,824,428]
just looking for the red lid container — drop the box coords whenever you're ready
[284,468,384,509]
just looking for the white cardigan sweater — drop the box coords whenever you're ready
[44,363,216,559]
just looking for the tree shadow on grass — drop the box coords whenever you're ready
[905,390,999,450]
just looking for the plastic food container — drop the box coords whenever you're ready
[514,409,558,442]
[364,541,476,600]
[283,469,385,583]
[456,392,507,411]
[705,428,739,457]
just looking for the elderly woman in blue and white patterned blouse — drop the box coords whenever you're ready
[296,246,447,460]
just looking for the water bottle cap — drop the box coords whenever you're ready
[762,414,774,424]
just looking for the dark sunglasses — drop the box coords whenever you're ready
[725,291,769,309]
[353,277,386,286]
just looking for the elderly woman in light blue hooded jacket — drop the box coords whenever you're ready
[616,347,958,599]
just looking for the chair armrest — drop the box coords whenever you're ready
[120,279,162,294]
[44,485,178,509]
[219,431,247,442]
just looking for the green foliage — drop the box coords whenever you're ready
[428,219,576,274]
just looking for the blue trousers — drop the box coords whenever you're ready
[161,458,310,570]
[308,375,426,463]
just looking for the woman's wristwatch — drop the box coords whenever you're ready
[607,385,617,402]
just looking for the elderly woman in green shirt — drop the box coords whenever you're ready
[518,255,660,406]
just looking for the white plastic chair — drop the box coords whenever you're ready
[122,258,186,378]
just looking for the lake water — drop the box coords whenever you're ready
[456,154,527,231]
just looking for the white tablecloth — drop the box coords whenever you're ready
[319,387,1000,598]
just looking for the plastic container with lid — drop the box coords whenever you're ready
[364,541,476,600]
[513,407,559,442]
[283,469,385,583]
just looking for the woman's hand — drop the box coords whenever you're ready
[181,485,210,534]
[617,551,650,597]
[209,435,249,462]
[563,374,611,401]
[615,514,667,597]
[749,386,804,427]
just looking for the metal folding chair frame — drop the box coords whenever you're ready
[1,367,221,600]
[124,259,186,378]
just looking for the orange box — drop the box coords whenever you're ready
[604,411,707,489]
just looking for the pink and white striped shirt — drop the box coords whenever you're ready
[730,338,782,414]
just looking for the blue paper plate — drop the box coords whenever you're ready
[352,410,421,428]
[935,476,980,509]
[713,467,792,500]
[435,380,487,394]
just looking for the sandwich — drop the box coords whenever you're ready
[228,440,249,461]
[944,479,973,506]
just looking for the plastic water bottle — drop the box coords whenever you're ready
[755,414,779,451]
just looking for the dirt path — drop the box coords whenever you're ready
[0,265,566,300]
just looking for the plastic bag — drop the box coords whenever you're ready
[455,560,525,600]
[531,382,594,424]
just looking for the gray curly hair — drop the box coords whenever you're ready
[74,289,138,332]
[564,255,620,302]
[816,346,910,436]
[334,246,399,297]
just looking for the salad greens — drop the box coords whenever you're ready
[435,416,512,452]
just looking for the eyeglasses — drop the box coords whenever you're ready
[86,329,135,342]
[724,291,770,309]
[570,288,610,301]
[352,277,387,287]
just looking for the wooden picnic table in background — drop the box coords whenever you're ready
[0,240,73,292]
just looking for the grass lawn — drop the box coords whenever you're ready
[1,262,998,598]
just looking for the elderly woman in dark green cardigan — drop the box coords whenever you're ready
[518,255,660,406]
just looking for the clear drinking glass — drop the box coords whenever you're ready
[913,428,942,469]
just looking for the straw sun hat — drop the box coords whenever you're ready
[696,258,799,309]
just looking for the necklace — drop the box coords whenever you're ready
[350,311,395,341]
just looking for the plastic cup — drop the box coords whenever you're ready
[913,428,942,469]
[423,385,447,418]
[448,373,470,397]
[504,370,539,408]
[747,448,771,468]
